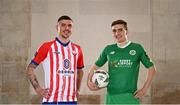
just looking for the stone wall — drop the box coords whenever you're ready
[0,0,180,104]
[0,0,31,103]
[151,0,180,103]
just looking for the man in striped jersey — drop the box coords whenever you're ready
[26,15,84,104]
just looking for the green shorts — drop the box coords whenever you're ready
[106,93,140,104]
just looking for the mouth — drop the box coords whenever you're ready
[115,35,122,39]
[63,30,70,34]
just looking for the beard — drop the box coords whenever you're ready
[60,30,71,39]
[61,33,71,39]
[61,34,70,39]
[114,34,128,43]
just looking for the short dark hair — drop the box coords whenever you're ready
[111,19,128,31]
[57,15,73,22]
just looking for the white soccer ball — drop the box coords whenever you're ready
[92,69,109,88]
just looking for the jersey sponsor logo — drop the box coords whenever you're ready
[110,60,119,68]
[111,59,133,68]
[63,59,71,70]
[118,59,133,67]
[57,69,74,76]
[129,50,136,56]
[110,51,115,55]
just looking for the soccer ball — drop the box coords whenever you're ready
[92,69,109,88]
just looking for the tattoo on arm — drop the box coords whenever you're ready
[27,64,40,89]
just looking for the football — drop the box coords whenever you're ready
[92,69,109,88]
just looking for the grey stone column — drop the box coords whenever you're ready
[0,0,31,103]
[151,0,180,104]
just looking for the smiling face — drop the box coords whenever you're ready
[111,24,128,43]
[56,19,73,40]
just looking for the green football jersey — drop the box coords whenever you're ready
[95,42,154,95]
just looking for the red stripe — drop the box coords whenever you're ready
[68,45,71,70]
[46,47,54,102]
[61,45,65,68]
[67,45,71,101]
[71,44,77,101]
[61,45,66,101]
[67,76,71,101]
[61,76,66,101]
[53,42,60,102]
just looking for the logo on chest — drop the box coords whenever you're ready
[63,59,71,70]
[72,50,77,56]
[129,50,136,56]
[56,58,74,76]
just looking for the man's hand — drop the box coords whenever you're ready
[87,80,100,91]
[76,90,80,100]
[134,87,148,103]
[134,66,156,99]
[26,64,50,98]
[87,65,101,91]
[35,87,50,98]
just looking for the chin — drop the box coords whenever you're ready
[117,40,125,43]
[63,34,70,37]
[117,39,122,42]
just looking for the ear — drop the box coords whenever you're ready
[125,30,128,35]
[56,24,58,30]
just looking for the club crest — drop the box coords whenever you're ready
[129,50,136,55]
[72,50,77,56]
[63,59,71,70]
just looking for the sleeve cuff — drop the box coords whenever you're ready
[77,66,84,69]
[30,60,39,66]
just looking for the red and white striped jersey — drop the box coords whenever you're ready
[31,37,84,102]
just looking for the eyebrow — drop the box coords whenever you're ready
[112,28,123,31]
[60,22,73,25]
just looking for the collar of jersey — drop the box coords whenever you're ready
[117,41,131,48]
[55,37,70,47]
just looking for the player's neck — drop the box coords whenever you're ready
[118,40,129,47]
[58,36,70,44]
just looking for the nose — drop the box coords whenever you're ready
[115,31,119,36]
[65,26,69,30]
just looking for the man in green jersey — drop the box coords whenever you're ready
[87,19,156,104]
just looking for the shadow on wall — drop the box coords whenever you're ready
[152,83,180,104]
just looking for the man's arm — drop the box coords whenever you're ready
[26,63,49,98]
[134,66,156,99]
[77,69,84,91]
[26,64,40,89]
[87,64,101,91]
[76,69,84,98]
